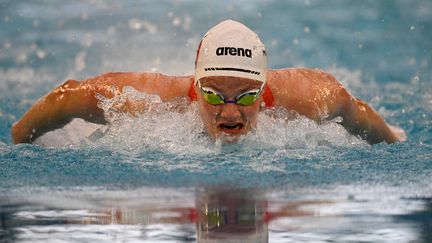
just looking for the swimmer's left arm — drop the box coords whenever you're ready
[330,83,406,144]
[268,68,405,144]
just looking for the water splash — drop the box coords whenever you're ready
[93,86,215,155]
[89,86,366,156]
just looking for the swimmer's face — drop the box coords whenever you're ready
[195,76,263,141]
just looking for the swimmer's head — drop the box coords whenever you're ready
[194,20,267,142]
[194,19,267,85]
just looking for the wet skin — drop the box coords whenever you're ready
[195,76,263,141]
[11,69,403,144]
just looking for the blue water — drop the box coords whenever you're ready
[1,0,431,242]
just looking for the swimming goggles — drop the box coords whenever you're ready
[198,81,262,106]
[203,206,258,230]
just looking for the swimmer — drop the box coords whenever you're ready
[11,20,406,145]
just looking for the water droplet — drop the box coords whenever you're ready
[16,53,27,63]
[32,19,40,27]
[36,50,46,59]
[128,18,142,30]
[3,42,11,49]
[411,76,420,83]
[172,17,181,26]
[75,51,86,71]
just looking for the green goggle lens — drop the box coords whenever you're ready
[200,87,260,106]
[201,91,225,105]
[236,92,259,106]
[206,210,226,228]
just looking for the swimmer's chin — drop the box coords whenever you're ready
[215,132,243,143]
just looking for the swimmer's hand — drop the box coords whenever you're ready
[389,125,407,142]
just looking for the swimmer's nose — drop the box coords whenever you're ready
[219,103,242,120]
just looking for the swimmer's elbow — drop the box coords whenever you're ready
[61,79,107,124]
[11,122,27,144]
[339,97,403,144]
[328,85,354,118]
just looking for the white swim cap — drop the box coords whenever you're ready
[195,19,267,84]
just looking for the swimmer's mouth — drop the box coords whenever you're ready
[218,123,244,133]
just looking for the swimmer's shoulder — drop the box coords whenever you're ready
[267,68,342,96]
[267,68,340,87]
[80,71,194,100]
[266,68,345,119]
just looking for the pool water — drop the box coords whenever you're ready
[1,0,431,242]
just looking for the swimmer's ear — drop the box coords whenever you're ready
[188,81,198,101]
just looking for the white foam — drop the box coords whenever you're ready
[35,85,366,153]
[34,118,103,147]
[86,87,366,155]
[93,86,216,155]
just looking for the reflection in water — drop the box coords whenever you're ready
[72,188,273,242]
[195,188,269,242]
[0,188,329,242]
[394,198,432,243]
[3,188,429,242]
[0,203,18,242]
[75,187,327,242]
[421,201,432,243]
[194,188,328,242]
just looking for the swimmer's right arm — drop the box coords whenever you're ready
[11,79,109,144]
[11,72,193,144]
